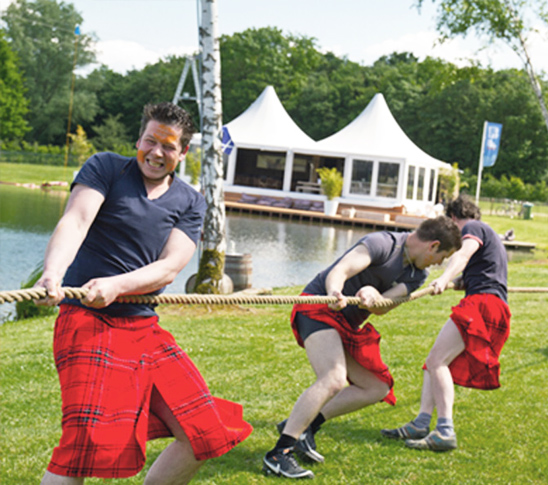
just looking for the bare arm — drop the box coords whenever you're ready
[325,244,372,311]
[364,282,409,315]
[80,227,196,308]
[325,243,415,315]
[430,238,481,294]
[35,184,105,305]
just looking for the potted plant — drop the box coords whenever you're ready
[317,167,343,216]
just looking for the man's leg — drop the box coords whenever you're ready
[405,318,464,451]
[281,328,347,439]
[417,370,435,416]
[319,350,389,419]
[424,318,465,421]
[263,329,346,478]
[382,318,463,444]
[144,388,204,485]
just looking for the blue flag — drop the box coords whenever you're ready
[482,122,503,167]
[221,126,234,154]
[74,25,81,35]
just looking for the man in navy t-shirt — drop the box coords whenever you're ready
[382,195,511,452]
[35,103,252,483]
[263,217,462,479]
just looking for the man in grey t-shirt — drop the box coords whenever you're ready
[263,216,461,479]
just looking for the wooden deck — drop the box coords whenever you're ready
[502,240,536,251]
[224,200,418,231]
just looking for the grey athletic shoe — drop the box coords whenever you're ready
[276,419,325,463]
[405,429,458,451]
[381,421,429,440]
[263,448,314,479]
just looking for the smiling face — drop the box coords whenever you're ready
[136,120,186,184]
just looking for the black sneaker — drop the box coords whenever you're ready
[263,448,314,479]
[276,419,325,464]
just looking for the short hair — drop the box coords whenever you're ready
[445,194,481,220]
[415,216,462,252]
[139,102,196,149]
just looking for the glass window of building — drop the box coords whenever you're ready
[428,169,436,201]
[234,148,285,189]
[407,165,415,199]
[350,159,373,195]
[417,167,425,200]
[377,162,399,198]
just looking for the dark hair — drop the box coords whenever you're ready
[139,102,196,149]
[445,194,481,220]
[415,216,462,252]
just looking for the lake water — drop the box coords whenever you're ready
[0,185,373,321]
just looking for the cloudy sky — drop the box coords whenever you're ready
[2,0,547,75]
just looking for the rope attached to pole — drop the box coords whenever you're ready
[0,286,546,309]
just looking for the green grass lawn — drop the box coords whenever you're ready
[1,263,547,484]
[0,162,75,188]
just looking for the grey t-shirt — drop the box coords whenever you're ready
[304,231,428,328]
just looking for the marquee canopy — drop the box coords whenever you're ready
[223,85,317,152]
[311,93,450,170]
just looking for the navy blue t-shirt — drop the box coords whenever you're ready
[461,220,508,303]
[63,152,206,316]
[304,232,428,328]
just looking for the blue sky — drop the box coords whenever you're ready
[2,0,547,75]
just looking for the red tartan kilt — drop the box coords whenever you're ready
[47,305,252,478]
[291,296,396,406]
[447,294,511,390]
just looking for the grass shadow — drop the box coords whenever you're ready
[536,347,548,359]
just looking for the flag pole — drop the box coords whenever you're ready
[475,121,487,205]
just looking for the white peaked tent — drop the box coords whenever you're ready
[317,93,448,168]
[223,86,318,192]
[301,93,452,212]
[224,85,316,150]
[222,87,449,215]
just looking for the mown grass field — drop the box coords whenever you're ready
[1,161,547,483]
[1,262,547,484]
[0,162,76,187]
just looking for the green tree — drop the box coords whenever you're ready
[220,27,323,124]
[0,30,29,140]
[293,52,374,140]
[84,57,192,144]
[416,0,548,132]
[2,0,98,145]
[69,124,94,166]
[91,114,130,151]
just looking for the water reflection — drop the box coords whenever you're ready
[0,184,68,233]
[0,185,372,321]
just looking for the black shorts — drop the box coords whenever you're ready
[295,312,333,342]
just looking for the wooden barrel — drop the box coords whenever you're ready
[224,253,253,292]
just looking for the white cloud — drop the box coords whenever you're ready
[359,27,548,74]
[90,39,197,74]
[0,0,13,11]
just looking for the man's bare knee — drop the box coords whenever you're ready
[318,368,347,398]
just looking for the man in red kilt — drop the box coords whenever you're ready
[35,102,252,484]
[382,195,511,451]
[262,217,462,479]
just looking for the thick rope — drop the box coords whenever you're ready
[0,285,546,309]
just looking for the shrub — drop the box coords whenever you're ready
[317,167,343,200]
